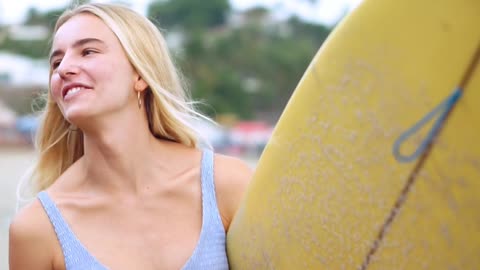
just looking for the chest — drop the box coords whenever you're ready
[54,195,203,270]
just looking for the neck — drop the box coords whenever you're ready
[77,107,169,194]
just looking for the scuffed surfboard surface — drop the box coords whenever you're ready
[227,0,480,269]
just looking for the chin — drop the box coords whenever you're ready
[64,106,95,126]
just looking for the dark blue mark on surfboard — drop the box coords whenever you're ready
[393,87,462,163]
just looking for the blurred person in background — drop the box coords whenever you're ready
[9,3,251,270]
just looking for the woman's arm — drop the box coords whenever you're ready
[9,201,55,270]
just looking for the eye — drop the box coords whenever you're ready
[51,60,61,70]
[82,48,97,56]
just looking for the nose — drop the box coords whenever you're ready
[57,56,80,79]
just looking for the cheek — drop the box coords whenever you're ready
[100,61,136,93]
[50,74,63,101]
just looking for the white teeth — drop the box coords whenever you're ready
[64,87,85,99]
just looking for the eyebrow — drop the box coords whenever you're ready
[49,38,105,63]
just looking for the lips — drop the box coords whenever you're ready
[61,83,93,100]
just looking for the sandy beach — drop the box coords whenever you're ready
[0,147,36,270]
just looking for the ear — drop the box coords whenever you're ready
[134,76,148,92]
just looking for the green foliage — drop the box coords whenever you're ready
[0,36,51,59]
[175,13,331,120]
[148,0,230,30]
[0,6,67,58]
[1,2,333,121]
[24,7,66,30]
[145,0,331,120]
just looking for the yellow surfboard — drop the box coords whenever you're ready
[226,0,480,269]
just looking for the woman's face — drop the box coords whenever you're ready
[50,13,143,125]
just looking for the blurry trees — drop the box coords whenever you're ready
[0,0,88,59]
[0,6,65,59]
[0,0,332,121]
[0,37,50,59]
[148,0,330,122]
[24,7,65,28]
[149,0,331,121]
[148,0,230,30]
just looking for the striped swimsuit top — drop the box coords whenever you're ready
[38,150,229,269]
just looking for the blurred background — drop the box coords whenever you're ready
[0,0,361,268]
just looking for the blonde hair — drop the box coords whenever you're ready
[23,3,209,195]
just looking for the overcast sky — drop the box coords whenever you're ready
[0,0,363,26]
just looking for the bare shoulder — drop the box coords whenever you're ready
[10,199,50,245]
[9,199,58,270]
[213,153,254,231]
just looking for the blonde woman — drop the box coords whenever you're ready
[9,3,252,270]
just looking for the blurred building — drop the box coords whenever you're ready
[0,52,49,88]
[7,25,49,41]
[227,8,291,36]
[228,121,273,156]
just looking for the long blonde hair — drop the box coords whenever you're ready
[24,3,209,195]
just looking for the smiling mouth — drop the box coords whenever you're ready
[64,87,87,100]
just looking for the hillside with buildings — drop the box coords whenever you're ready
[0,0,332,151]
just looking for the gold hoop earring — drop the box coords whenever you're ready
[137,91,142,109]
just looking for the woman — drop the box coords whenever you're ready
[9,3,252,270]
